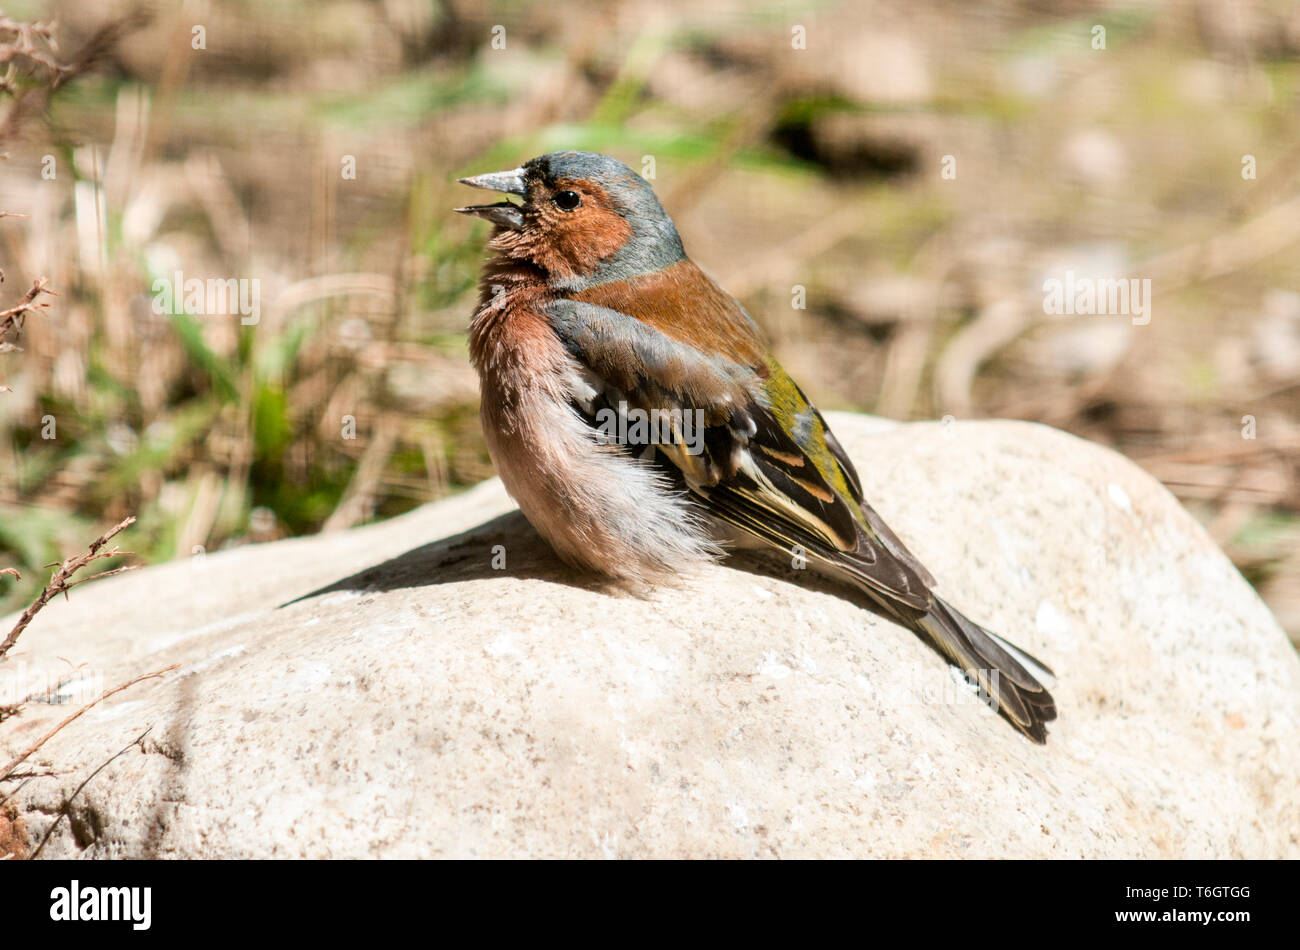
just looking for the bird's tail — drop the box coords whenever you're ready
[911,597,1057,743]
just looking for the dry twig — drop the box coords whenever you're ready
[0,516,138,662]
[0,276,54,350]
[0,14,71,88]
[0,664,179,783]
[0,9,151,143]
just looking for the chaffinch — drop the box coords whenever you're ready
[456,151,1056,743]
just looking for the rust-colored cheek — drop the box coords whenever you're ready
[524,182,633,279]
[557,208,633,272]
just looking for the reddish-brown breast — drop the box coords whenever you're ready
[467,258,566,408]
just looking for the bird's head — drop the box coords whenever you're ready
[455,151,684,288]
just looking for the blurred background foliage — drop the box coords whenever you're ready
[1,0,1298,643]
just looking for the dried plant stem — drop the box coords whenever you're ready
[0,14,72,86]
[0,664,179,782]
[0,516,138,661]
[0,277,53,335]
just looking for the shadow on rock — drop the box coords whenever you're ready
[282,508,908,620]
[279,510,604,608]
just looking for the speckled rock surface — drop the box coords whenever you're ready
[2,414,1297,858]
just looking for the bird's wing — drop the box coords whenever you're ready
[545,297,935,610]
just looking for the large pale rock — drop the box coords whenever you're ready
[2,415,1297,858]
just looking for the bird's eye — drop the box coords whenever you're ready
[553,190,581,211]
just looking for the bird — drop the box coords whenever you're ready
[456,150,1057,743]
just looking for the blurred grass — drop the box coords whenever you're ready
[1,0,1298,643]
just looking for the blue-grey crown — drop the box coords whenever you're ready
[525,151,686,286]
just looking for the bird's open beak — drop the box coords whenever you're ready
[454,167,527,230]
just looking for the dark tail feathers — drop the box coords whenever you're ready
[915,597,1058,743]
